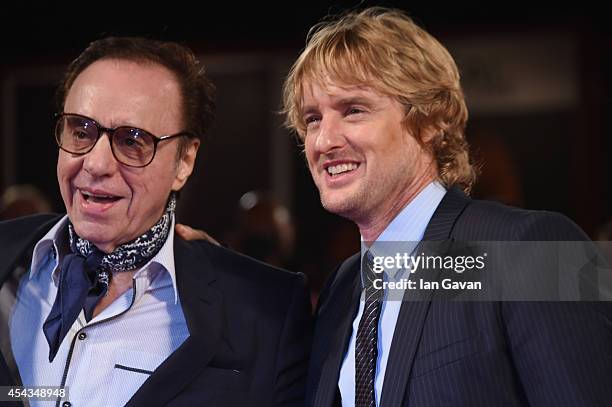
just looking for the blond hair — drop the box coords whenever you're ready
[282,7,476,193]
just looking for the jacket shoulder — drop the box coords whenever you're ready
[454,199,587,241]
[0,213,60,247]
[184,239,307,291]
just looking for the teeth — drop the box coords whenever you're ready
[327,163,358,176]
[81,191,117,199]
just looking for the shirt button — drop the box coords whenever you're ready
[62,402,72,407]
[78,332,87,340]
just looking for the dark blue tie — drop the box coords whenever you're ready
[355,251,383,407]
[42,247,108,362]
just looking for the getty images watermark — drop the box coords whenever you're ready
[371,251,487,291]
[363,241,612,301]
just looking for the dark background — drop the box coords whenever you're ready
[1,1,610,296]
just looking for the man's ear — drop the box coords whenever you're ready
[172,138,200,191]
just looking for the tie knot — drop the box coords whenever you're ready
[361,251,382,294]
[84,249,106,273]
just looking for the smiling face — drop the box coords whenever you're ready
[302,80,437,237]
[57,58,199,253]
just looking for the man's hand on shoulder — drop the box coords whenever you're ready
[175,224,220,246]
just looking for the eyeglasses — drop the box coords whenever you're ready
[54,113,193,168]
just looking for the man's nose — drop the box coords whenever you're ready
[82,133,119,176]
[314,116,345,154]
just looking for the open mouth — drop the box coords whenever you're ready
[80,190,121,204]
[326,163,359,177]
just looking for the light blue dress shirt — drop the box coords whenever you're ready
[338,181,447,406]
[9,215,190,407]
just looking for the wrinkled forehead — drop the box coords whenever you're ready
[300,77,385,106]
[65,59,184,133]
[297,69,389,110]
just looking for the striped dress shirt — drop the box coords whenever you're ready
[338,181,446,406]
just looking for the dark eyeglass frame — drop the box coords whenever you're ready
[54,112,193,168]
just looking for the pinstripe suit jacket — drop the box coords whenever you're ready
[307,186,612,407]
[0,214,312,407]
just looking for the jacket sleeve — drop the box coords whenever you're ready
[502,211,612,406]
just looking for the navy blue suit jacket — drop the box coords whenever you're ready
[307,187,612,406]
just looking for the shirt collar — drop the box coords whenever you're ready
[29,215,70,283]
[133,216,179,303]
[361,180,447,280]
[29,214,179,303]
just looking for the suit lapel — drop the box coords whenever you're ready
[419,187,471,242]
[313,254,361,407]
[126,238,223,406]
[380,187,470,407]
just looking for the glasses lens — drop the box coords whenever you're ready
[57,115,98,153]
[112,127,155,166]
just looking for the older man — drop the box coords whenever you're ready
[282,7,612,407]
[0,37,311,407]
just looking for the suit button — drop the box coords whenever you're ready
[62,402,72,407]
[78,332,87,340]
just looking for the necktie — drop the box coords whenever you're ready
[42,243,108,362]
[355,251,384,407]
